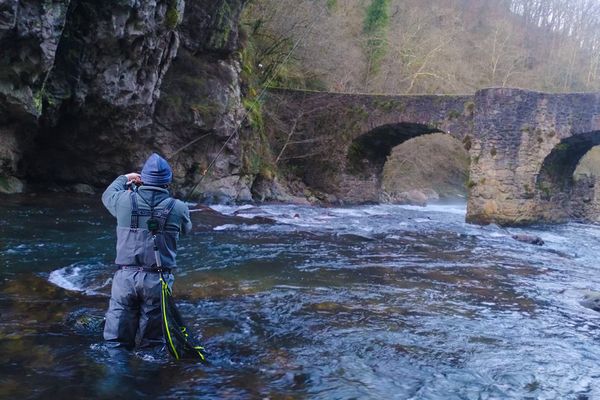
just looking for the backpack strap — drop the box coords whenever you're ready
[130,191,154,229]
[156,198,177,231]
[130,191,140,229]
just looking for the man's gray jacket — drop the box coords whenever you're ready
[102,175,192,268]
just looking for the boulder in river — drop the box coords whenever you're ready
[580,292,600,312]
[512,234,544,246]
[392,190,428,206]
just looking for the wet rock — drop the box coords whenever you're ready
[151,0,249,201]
[194,175,253,204]
[0,176,24,194]
[512,234,544,246]
[232,206,267,217]
[580,292,600,312]
[421,188,440,201]
[189,204,276,231]
[72,183,95,195]
[392,190,428,206]
[251,175,294,202]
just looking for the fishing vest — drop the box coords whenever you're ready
[114,191,180,268]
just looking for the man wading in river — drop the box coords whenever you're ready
[102,153,192,349]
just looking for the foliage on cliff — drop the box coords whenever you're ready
[243,0,600,94]
[363,0,391,80]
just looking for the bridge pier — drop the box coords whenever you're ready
[466,88,600,225]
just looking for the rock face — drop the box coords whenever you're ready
[0,0,70,180]
[3,0,185,185]
[0,0,250,202]
[151,0,250,202]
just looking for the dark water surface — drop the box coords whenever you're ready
[1,194,600,399]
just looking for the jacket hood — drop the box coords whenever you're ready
[137,186,170,208]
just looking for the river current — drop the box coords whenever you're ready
[1,194,600,399]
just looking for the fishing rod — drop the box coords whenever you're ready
[177,2,327,203]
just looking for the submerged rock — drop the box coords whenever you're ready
[580,292,600,312]
[512,234,544,246]
[66,308,105,335]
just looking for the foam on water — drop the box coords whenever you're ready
[48,261,111,295]
[396,202,468,215]
[4,244,33,255]
[49,265,84,292]
[214,224,261,231]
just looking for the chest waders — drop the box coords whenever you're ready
[131,191,207,362]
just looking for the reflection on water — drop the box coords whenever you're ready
[1,194,600,399]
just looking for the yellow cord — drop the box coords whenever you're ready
[161,277,179,360]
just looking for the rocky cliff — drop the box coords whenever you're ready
[0,0,250,202]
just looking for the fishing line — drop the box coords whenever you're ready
[180,1,328,202]
[167,132,213,162]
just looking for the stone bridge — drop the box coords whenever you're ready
[265,88,600,225]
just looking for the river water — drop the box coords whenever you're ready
[1,194,600,399]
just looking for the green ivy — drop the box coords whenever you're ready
[364,0,390,34]
[33,91,43,114]
[363,0,390,75]
[242,98,264,134]
[165,0,180,30]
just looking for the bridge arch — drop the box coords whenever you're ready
[535,130,600,221]
[346,122,442,175]
[340,122,469,203]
